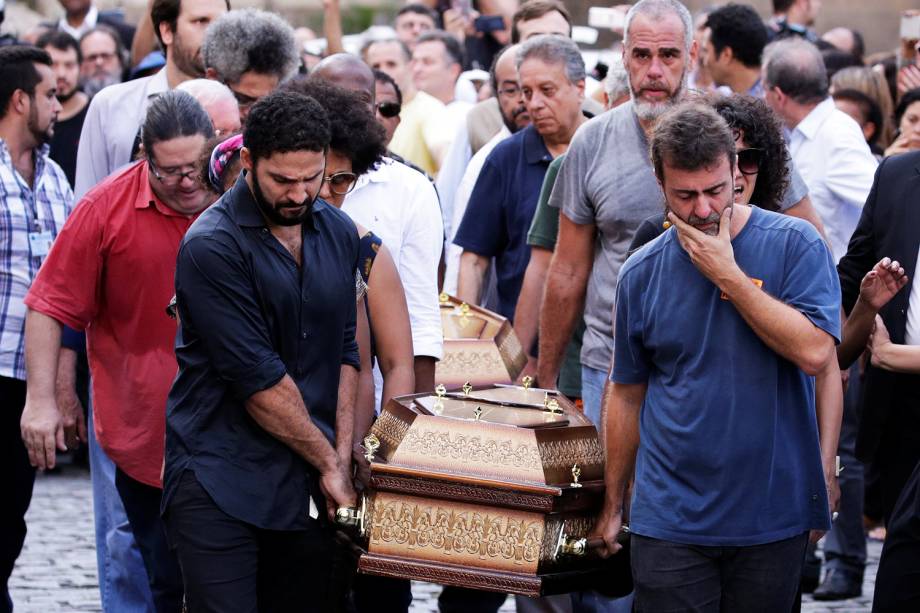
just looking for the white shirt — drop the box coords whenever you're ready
[58,5,98,41]
[435,117,473,244]
[906,245,920,346]
[74,69,169,199]
[442,126,510,295]
[788,97,878,263]
[343,157,444,361]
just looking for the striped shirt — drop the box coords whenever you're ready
[0,139,73,380]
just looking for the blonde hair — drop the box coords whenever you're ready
[831,66,895,148]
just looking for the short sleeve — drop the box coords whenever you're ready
[176,235,287,400]
[610,267,651,384]
[24,198,105,330]
[553,127,595,224]
[778,160,808,212]
[527,156,565,249]
[452,157,507,256]
[779,229,842,344]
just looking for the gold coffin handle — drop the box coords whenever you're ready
[554,525,630,560]
[334,493,369,538]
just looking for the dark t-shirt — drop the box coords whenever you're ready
[49,103,88,189]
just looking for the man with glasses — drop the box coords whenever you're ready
[21,90,216,613]
[78,25,125,98]
[201,8,300,123]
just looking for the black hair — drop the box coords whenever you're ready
[396,3,439,25]
[895,88,920,127]
[712,95,790,211]
[151,0,231,48]
[0,45,52,120]
[373,69,402,105]
[511,0,571,44]
[282,77,386,177]
[416,30,464,68]
[651,102,736,185]
[705,4,768,68]
[141,89,214,156]
[772,0,795,13]
[36,30,82,63]
[833,89,882,145]
[821,48,862,81]
[243,90,330,161]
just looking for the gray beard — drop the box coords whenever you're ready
[629,70,690,122]
[82,74,121,98]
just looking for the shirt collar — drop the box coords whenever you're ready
[523,125,552,165]
[224,171,317,231]
[0,139,52,186]
[794,97,835,141]
[58,5,98,39]
[352,156,396,192]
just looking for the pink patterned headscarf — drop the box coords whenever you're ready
[207,133,244,193]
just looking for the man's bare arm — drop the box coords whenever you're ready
[592,381,647,557]
[813,357,843,544]
[21,309,66,470]
[536,214,594,387]
[335,365,359,467]
[513,247,552,367]
[456,251,490,306]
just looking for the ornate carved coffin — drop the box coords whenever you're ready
[435,294,527,387]
[336,384,632,597]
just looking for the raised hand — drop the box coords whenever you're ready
[860,257,908,311]
[667,206,739,288]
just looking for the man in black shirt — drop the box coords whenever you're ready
[38,30,88,188]
[163,90,360,612]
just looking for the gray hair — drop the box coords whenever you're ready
[202,9,299,86]
[177,79,238,110]
[763,38,828,105]
[604,57,630,102]
[624,0,694,54]
[142,90,214,155]
[515,35,586,85]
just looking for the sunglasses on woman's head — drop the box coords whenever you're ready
[376,101,401,118]
[737,148,763,175]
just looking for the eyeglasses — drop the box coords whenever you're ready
[323,171,358,195]
[376,101,401,118]
[230,88,258,112]
[737,148,763,175]
[498,85,521,98]
[148,158,201,185]
[84,52,116,65]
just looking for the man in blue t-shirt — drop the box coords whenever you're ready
[592,102,842,611]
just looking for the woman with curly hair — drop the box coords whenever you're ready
[282,76,415,458]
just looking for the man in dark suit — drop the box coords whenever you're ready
[838,150,920,523]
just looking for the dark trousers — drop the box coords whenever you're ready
[164,470,342,613]
[353,574,413,613]
[0,377,35,613]
[114,467,183,612]
[630,532,809,612]
[823,365,867,573]
[872,460,920,612]
[438,586,506,613]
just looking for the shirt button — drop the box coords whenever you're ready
[301,332,307,339]
[811,494,818,501]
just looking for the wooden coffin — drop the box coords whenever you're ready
[435,294,527,387]
[337,384,632,597]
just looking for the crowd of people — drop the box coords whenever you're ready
[2,0,920,611]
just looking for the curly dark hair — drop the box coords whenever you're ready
[282,76,386,177]
[243,90,331,162]
[705,3,768,68]
[711,95,790,212]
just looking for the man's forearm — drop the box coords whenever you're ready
[25,309,64,403]
[335,365,358,465]
[513,248,551,358]
[456,252,488,306]
[246,375,340,473]
[603,382,645,510]
[721,269,834,375]
[537,265,587,386]
[815,358,843,478]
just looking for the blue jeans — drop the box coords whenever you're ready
[572,365,633,613]
[88,408,155,612]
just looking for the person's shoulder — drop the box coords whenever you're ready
[314,198,358,238]
[620,228,672,284]
[571,103,631,148]
[41,155,71,190]
[486,126,530,161]
[87,74,152,107]
[878,150,920,178]
[78,160,144,209]
[751,206,823,246]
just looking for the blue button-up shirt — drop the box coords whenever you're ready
[0,140,73,380]
[452,125,553,321]
[164,174,360,530]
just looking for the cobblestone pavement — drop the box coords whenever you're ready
[11,470,880,612]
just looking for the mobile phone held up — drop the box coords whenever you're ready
[901,12,920,41]
[475,15,505,33]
